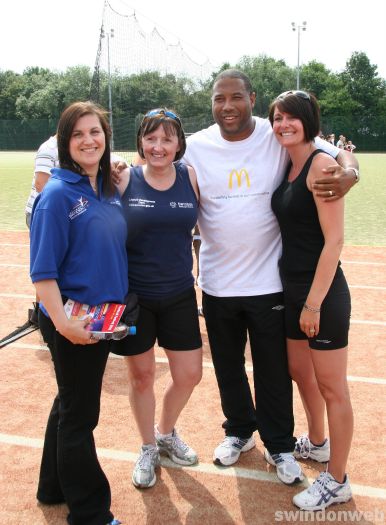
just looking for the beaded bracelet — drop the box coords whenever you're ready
[303,303,321,313]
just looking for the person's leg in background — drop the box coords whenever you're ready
[26,212,40,326]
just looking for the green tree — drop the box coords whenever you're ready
[58,66,93,108]
[341,51,384,116]
[300,61,334,99]
[14,67,59,119]
[0,70,23,119]
[235,55,294,116]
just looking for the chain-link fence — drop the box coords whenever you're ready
[1,115,384,152]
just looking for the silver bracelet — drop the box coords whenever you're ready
[303,303,321,313]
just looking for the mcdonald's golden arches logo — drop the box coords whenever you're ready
[228,169,250,189]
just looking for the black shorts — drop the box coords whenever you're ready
[111,287,202,356]
[283,273,351,350]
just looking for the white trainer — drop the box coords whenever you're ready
[264,449,304,485]
[294,434,330,463]
[155,427,198,466]
[213,435,256,466]
[293,471,352,510]
[132,445,160,489]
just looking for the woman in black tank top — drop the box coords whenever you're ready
[269,91,354,511]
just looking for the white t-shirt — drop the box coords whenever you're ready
[183,117,339,297]
[25,135,58,215]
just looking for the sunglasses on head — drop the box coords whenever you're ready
[144,108,181,122]
[277,90,311,101]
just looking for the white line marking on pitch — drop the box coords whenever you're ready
[1,295,386,326]
[342,260,386,267]
[0,433,384,500]
[0,293,34,299]
[350,285,386,290]
[6,342,386,385]
[0,243,29,247]
[0,248,385,264]
[3,276,386,290]
[352,319,386,327]
[0,263,29,268]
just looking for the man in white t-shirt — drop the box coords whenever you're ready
[25,135,59,228]
[336,135,346,149]
[183,69,359,485]
[25,136,59,325]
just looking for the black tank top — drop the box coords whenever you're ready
[271,149,342,282]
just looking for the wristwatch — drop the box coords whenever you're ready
[348,167,360,183]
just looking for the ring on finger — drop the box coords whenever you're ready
[328,190,334,197]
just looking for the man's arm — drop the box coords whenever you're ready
[312,149,359,201]
[34,171,51,193]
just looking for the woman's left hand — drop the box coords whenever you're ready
[299,309,320,338]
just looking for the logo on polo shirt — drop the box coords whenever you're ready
[170,201,194,208]
[109,198,122,207]
[69,196,89,220]
[228,169,250,189]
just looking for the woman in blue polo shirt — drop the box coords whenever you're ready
[30,101,127,525]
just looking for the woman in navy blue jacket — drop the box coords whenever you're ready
[30,101,127,525]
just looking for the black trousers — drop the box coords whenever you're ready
[38,312,114,525]
[202,291,295,454]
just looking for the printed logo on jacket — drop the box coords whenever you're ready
[69,197,89,220]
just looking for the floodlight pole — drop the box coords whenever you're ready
[102,27,115,150]
[291,21,307,90]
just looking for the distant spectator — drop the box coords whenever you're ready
[336,135,346,149]
[345,140,356,152]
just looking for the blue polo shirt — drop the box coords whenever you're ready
[30,168,128,307]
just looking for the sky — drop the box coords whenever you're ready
[1,0,386,80]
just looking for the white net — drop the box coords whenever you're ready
[98,0,214,81]
[92,0,215,157]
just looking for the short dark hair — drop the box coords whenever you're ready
[57,101,114,196]
[136,108,186,161]
[268,91,320,142]
[213,69,253,94]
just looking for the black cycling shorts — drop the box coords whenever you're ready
[111,287,202,356]
[283,274,351,350]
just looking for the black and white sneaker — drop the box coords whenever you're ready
[264,449,304,484]
[294,434,330,462]
[213,436,256,466]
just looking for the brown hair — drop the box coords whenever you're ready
[57,101,114,196]
[268,91,320,143]
[136,108,186,161]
